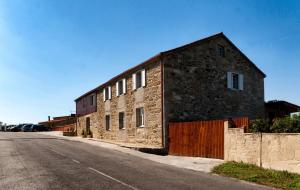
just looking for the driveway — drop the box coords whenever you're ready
[0,132,272,190]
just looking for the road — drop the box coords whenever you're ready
[0,132,271,190]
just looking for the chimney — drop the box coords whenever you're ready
[48,116,51,122]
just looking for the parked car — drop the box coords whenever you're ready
[11,124,25,132]
[6,125,13,131]
[5,125,13,131]
[32,124,49,132]
[22,124,34,132]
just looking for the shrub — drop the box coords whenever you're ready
[249,119,270,133]
[271,116,292,133]
[250,115,300,133]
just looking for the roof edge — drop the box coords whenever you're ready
[162,32,223,54]
[75,32,267,101]
[162,32,266,78]
[220,33,266,78]
[266,100,300,109]
[74,54,161,101]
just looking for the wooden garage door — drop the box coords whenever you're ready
[168,118,249,159]
[168,120,225,159]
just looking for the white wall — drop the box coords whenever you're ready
[224,121,300,174]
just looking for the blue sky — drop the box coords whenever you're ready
[0,0,299,124]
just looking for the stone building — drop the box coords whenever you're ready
[75,33,266,149]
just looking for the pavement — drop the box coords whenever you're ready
[0,132,274,190]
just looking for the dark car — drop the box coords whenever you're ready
[6,125,13,131]
[32,124,49,132]
[22,124,34,132]
[11,124,25,132]
[5,125,14,131]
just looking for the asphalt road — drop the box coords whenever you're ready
[0,132,272,190]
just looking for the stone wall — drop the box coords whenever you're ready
[225,122,300,174]
[163,36,265,124]
[77,61,162,147]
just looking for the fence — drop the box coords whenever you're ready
[168,117,249,159]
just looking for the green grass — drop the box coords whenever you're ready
[213,162,300,190]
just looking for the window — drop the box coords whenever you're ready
[232,73,239,90]
[105,115,110,131]
[89,94,96,106]
[136,72,142,89]
[136,107,145,127]
[116,79,126,96]
[227,72,244,90]
[132,70,146,90]
[103,86,111,101]
[119,112,125,129]
[218,45,225,57]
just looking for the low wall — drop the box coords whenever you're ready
[224,121,300,174]
[52,124,75,132]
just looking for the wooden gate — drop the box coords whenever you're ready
[168,118,249,159]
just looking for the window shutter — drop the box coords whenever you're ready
[103,89,106,102]
[123,79,126,94]
[227,72,232,89]
[108,86,112,99]
[116,82,119,96]
[132,73,136,90]
[239,74,244,90]
[141,69,146,87]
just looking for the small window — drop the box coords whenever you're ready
[119,112,125,129]
[89,95,95,106]
[218,45,225,57]
[105,87,109,100]
[118,81,123,95]
[132,70,146,90]
[116,79,126,96]
[105,115,110,131]
[136,72,142,89]
[103,86,111,101]
[227,72,244,90]
[232,73,239,90]
[136,107,145,128]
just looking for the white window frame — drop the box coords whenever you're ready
[132,69,146,91]
[227,72,244,91]
[116,79,126,96]
[103,86,112,102]
[136,107,145,128]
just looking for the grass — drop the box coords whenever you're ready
[212,162,300,190]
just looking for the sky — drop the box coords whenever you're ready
[0,0,299,124]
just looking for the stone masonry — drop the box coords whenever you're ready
[163,36,265,123]
[76,33,265,149]
[76,61,162,147]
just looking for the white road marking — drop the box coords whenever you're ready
[72,159,80,164]
[88,167,139,190]
[49,149,66,157]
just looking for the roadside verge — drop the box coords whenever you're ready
[213,161,300,190]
